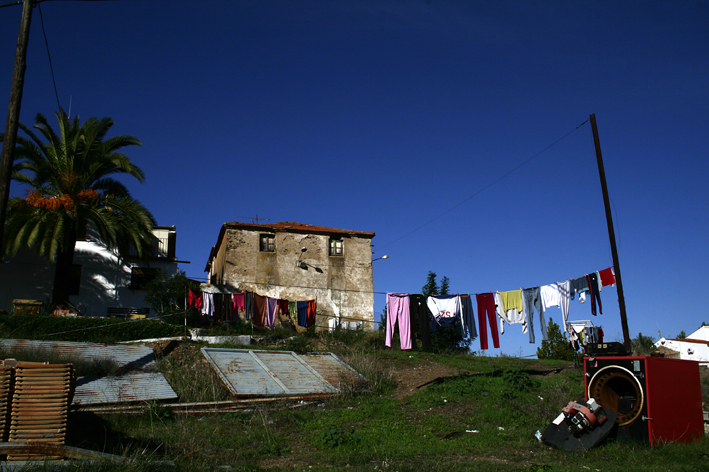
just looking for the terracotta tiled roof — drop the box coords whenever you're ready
[223,221,375,237]
[665,338,709,345]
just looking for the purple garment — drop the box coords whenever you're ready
[266,297,278,329]
[386,293,412,350]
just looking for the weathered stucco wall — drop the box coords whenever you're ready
[210,227,374,329]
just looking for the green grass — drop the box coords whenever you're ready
[68,348,708,471]
[2,323,707,471]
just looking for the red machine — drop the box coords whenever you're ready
[584,356,704,445]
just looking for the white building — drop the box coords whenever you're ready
[655,326,709,366]
[0,225,179,317]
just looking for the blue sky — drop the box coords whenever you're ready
[1,1,707,356]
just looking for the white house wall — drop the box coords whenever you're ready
[0,239,178,317]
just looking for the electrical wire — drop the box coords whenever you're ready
[37,1,61,111]
[379,119,590,250]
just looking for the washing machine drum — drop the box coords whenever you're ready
[587,365,644,426]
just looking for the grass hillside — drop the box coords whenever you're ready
[1,315,707,471]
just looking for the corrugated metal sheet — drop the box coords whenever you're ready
[201,348,362,397]
[0,339,156,370]
[300,353,363,389]
[72,373,178,405]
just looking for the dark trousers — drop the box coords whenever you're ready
[587,273,602,315]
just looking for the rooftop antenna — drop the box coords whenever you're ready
[238,215,270,224]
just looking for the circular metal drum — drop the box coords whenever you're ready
[587,365,644,426]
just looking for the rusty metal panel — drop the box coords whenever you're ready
[300,353,363,388]
[201,349,289,395]
[201,348,360,397]
[0,339,155,370]
[72,373,178,405]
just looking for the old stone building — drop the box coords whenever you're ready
[205,222,376,329]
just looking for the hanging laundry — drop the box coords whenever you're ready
[289,300,298,326]
[213,293,224,321]
[296,301,308,327]
[496,290,527,335]
[427,295,463,334]
[409,294,431,350]
[540,281,571,333]
[460,295,477,340]
[386,293,412,350]
[266,297,278,329]
[570,276,589,303]
[244,292,254,321]
[253,294,267,327]
[476,293,500,350]
[233,292,245,318]
[201,292,214,318]
[306,300,317,327]
[188,289,203,310]
[598,268,616,287]
[586,273,602,316]
[523,287,546,343]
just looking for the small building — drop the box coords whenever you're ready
[0,225,180,317]
[655,326,709,366]
[205,221,376,329]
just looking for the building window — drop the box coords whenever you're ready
[69,264,82,295]
[329,238,343,256]
[259,233,275,252]
[130,267,161,290]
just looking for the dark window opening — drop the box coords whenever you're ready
[260,234,275,252]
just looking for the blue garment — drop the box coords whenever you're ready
[297,301,308,327]
[460,295,477,340]
[523,287,546,343]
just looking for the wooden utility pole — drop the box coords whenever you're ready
[0,0,34,258]
[590,113,631,352]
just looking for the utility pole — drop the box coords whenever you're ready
[590,113,631,352]
[0,0,34,258]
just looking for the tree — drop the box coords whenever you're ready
[1,110,155,308]
[631,332,657,356]
[422,271,439,297]
[144,271,201,326]
[536,317,575,361]
[676,330,687,339]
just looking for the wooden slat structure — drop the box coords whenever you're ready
[0,366,11,442]
[0,361,75,461]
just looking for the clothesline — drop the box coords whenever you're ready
[187,287,317,329]
[386,267,616,352]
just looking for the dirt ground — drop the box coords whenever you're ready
[390,358,471,400]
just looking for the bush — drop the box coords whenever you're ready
[536,317,575,361]
[0,313,183,343]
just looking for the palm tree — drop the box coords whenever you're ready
[1,109,156,308]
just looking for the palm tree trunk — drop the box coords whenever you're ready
[51,229,77,309]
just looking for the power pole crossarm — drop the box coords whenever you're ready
[0,0,34,257]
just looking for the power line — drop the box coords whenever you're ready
[37,1,61,111]
[380,119,590,250]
